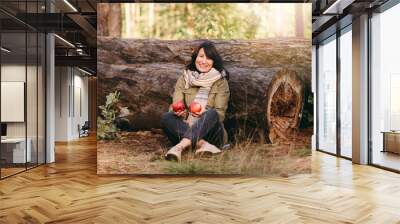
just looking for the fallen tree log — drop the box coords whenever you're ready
[98,38,312,142]
[98,38,310,71]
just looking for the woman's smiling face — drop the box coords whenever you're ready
[195,48,214,73]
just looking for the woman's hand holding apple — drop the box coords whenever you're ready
[174,110,187,118]
[172,101,187,118]
[189,102,204,117]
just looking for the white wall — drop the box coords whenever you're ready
[55,67,89,141]
[72,73,89,138]
[55,66,69,141]
[1,65,26,138]
[1,65,36,138]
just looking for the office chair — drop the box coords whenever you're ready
[79,121,90,138]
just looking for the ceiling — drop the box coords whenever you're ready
[312,0,390,44]
[0,0,97,74]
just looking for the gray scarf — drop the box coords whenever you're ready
[183,68,224,125]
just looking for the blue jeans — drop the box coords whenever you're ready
[160,109,224,149]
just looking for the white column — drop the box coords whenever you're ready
[46,32,55,163]
[312,45,317,151]
[352,14,369,164]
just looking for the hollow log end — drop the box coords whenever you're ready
[266,69,305,144]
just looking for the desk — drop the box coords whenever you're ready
[382,131,400,154]
[1,138,31,163]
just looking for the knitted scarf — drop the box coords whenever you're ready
[183,68,224,126]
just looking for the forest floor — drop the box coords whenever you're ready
[97,128,312,176]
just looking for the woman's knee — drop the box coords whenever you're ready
[161,112,175,126]
[203,108,219,123]
[205,108,218,117]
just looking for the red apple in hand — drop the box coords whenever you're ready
[172,101,185,113]
[189,102,202,115]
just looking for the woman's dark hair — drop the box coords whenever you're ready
[186,41,229,80]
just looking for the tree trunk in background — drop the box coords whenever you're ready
[295,5,304,38]
[148,3,155,35]
[98,3,121,37]
[186,4,194,38]
[154,4,160,37]
[97,4,109,37]
[124,4,135,38]
[97,38,311,142]
[108,4,121,37]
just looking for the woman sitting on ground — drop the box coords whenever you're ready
[160,41,230,161]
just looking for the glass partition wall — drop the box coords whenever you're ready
[316,25,352,159]
[0,26,28,177]
[0,2,46,179]
[339,26,352,159]
[317,35,337,155]
[370,3,400,171]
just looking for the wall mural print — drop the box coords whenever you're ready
[97,3,313,175]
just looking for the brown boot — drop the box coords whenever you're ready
[165,145,184,162]
[195,140,221,157]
